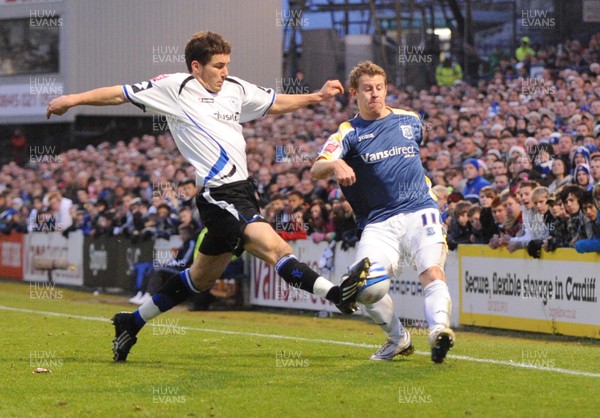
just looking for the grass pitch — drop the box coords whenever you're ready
[1,280,599,418]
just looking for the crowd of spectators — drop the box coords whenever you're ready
[2,33,600,256]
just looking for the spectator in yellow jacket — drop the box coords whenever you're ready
[516,36,535,62]
[435,56,463,87]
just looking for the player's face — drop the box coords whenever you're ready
[354,75,387,120]
[193,54,230,92]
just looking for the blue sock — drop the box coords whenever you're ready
[132,269,200,331]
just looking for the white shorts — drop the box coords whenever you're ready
[356,208,447,277]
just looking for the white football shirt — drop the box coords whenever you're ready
[123,73,275,188]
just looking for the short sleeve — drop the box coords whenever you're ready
[226,76,276,123]
[122,73,179,115]
[316,121,354,161]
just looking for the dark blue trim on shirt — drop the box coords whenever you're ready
[182,109,230,186]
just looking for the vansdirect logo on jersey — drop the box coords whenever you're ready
[360,145,417,162]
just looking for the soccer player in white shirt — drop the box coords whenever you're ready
[312,61,454,363]
[47,31,369,362]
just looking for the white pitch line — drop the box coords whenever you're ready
[2,304,599,379]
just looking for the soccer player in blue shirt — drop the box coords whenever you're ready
[312,61,454,363]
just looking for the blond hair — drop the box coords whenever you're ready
[348,61,387,91]
[531,186,550,201]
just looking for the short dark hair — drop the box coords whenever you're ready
[157,203,172,212]
[180,177,196,186]
[185,31,231,72]
[270,193,284,201]
[287,190,304,200]
[581,191,595,207]
[454,201,472,216]
[467,205,481,217]
[558,185,584,204]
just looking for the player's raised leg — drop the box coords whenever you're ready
[243,221,368,308]
[112,252,231,362]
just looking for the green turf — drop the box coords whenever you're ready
[1,280,599,418]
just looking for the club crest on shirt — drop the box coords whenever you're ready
[400,125,414,139]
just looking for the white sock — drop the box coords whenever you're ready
[138,298,161,323]
[423,280,452,334]
[364,294,405,343]
[312,276,334,298]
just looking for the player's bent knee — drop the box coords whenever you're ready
[275,240,293,257]
[416,242,447,285]
[356,261,390,304]
[419,266,446,286]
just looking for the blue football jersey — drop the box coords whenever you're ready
[317,108,438,230]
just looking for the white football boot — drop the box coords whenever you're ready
[370,330,414,361]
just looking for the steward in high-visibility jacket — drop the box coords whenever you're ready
[435,58,463,87]
[516,36,535,62]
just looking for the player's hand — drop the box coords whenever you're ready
[46,95,72,119]
[318,80,344,100]
[332,159,355,187]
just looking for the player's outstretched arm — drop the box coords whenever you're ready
[47,85,126,119]
[268,80,344,115]
[311,159,356,187]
